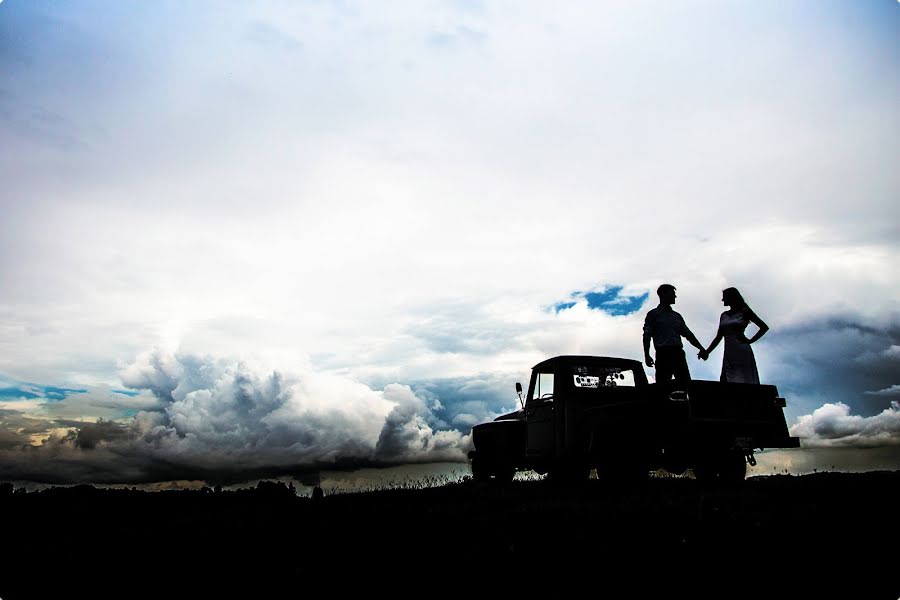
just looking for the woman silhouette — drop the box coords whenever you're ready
[701,287,769,384]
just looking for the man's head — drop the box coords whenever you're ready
[657,284,677,306]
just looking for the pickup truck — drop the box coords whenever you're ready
[468,355,799,483]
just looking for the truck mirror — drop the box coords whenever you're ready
[515,382,522,394]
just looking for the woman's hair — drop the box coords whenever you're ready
[723,287,748,310]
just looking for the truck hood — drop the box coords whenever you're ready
[494,409,524,422]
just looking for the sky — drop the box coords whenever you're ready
[1,0,898,487]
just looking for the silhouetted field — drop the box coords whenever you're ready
[1,472,897,599]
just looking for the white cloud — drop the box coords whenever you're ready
[791,402,900,448]
[865,385,900,397]
[882,346,900,360]
[0,399,45,412]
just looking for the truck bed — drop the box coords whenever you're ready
[681,380,798,449]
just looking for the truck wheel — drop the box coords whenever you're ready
[721,451,747,483]
[548,465,590,484]
[472,457,514,483]
[693,451,746,484]
[692,462,717,483]
[597,462,649,486]
[471,457,490,482]
[493,465,515,483]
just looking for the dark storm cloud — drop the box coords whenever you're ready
[0,410,55,449]
[0,350,470,485]
[764,314,900,419]
[767,314,900,450]
[68,419,131,450]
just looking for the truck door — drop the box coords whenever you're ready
[526,371,555,458]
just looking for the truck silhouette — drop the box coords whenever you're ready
[468,355,799,483]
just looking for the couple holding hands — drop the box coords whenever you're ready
[642,284,769,387]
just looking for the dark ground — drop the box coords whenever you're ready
[1,471,897,599]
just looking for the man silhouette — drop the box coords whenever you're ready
[643,284,707,390]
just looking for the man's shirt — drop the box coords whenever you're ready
[643,305,693,350]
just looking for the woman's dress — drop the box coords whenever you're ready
[719,309,760,384]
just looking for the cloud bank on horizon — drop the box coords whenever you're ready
[0,1,898,483]
[0,349,471,484]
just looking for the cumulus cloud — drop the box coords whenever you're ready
[0,350,470,484]
[791,402,900,448]
[374,384,469,463]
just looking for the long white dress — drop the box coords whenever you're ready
[719,309,760,384]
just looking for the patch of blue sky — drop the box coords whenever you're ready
[0,383,86,402]
[584,291,649,316]
[112,389,141,397]
[554,285,649,316]
[42,386,88,400]
[0,387,42,400]
[553,301,577,312]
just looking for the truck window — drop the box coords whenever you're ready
[532,372,554,400]
[572,366,636,388]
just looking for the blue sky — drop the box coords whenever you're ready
[554,286,649,316]
[1,0,898,485]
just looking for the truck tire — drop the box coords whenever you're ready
[693,450,747,484]
[471,456,489,482]
[721,451,748,483]
[493,465,515,483]
[471,456,515,483]
[597,461,649,486]
[548,465,590,484]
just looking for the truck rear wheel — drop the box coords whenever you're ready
[471,456,489,482]
[493,466,515,483]
[722,451,748,482]
[596,461,649,486]
[548,465,590,484]
[693,450,747,484]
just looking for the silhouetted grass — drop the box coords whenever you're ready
[0,471,897,599]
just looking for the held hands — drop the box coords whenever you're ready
[697,349,709,361]
[645,354,654,368]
